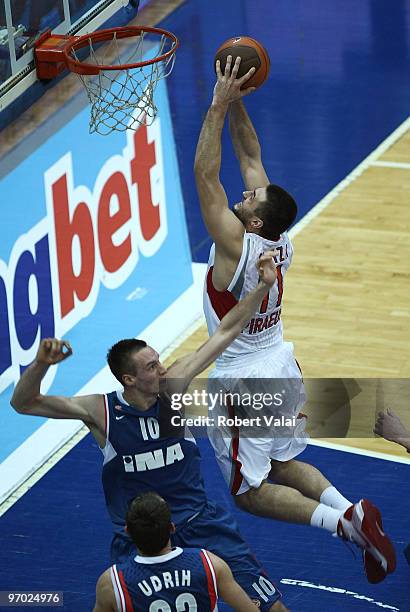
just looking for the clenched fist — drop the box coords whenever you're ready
[257,250,277,287]
[36,338,73,365]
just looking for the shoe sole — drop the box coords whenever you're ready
[353,500,396,577]
[364,550,387,584]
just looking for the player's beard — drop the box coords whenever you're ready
[232,202,247,226]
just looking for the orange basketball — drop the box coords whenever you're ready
[214,36,270,89]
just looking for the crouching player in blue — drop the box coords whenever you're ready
[94,492,262,611]
[11,253,287,611]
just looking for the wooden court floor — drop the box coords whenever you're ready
[165,124,410,460]
[1,3,408,520]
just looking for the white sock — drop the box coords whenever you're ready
[310,503,344,533]
[320,486,352,512]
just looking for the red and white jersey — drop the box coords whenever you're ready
[203,231,293,362]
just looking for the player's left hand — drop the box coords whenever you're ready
[212,55,256,107]
[257,250,277,287]
[374,409,409,444]
[36,338,73,365]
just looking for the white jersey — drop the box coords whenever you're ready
[203,231,293,362]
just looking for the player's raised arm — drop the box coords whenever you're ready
[374,409,410,452]
[194,56,255,259]
[93,570,116,612]
[229,99,270,190]
[10,338,101,425]
[167,252,276,392]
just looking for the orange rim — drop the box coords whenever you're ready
[64,25,179,75]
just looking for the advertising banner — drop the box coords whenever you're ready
[0,75,196,500]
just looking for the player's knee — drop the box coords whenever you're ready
[234,486,265,513]
[269,458,293,478]
[270,600,289,612]
[234,490,252,511]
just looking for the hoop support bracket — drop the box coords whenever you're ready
[35,30,79,79]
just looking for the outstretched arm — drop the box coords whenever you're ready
[10,338,101,425]
[167,252,277,392]
[229,99,270,190]
[194,56,255,259]
[374,409,410,452]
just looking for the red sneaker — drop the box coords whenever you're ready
[363,551,388,584]
[337,500,396,583]
[352,500,396,582]
[337,504,366,547]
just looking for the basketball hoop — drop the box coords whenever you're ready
[35,26,179,135]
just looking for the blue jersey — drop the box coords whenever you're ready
[111,547,218,612]
[101,391,208,533]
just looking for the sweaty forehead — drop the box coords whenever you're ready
[133,346,157,367]
[255,187,267,202]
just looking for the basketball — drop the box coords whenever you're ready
[214,36,270,89]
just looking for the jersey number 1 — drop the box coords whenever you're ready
[259,264,283,313]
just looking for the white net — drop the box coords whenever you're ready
[70,31,177,135]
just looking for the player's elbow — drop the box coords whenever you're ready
[240,157,264,185]
[11,399,28,414]
[10,394,23,413]
[10,395,39,414]
[236,141,262,162]
[11,401,27,414]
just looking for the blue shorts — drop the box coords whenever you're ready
[111,501,281,611]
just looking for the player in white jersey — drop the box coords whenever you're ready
[204,232,292,358]
[194,55,396,583]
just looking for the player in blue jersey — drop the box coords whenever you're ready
[11,253,287,611]
[94,492,260,611]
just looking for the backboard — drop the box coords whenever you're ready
[0,0,143,113]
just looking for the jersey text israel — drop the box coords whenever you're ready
[101,391,207,533]
[204,232,293,361]
[111,547,218,611]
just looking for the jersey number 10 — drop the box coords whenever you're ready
[139,417,160,440]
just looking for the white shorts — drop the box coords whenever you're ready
[207,342,308,495]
